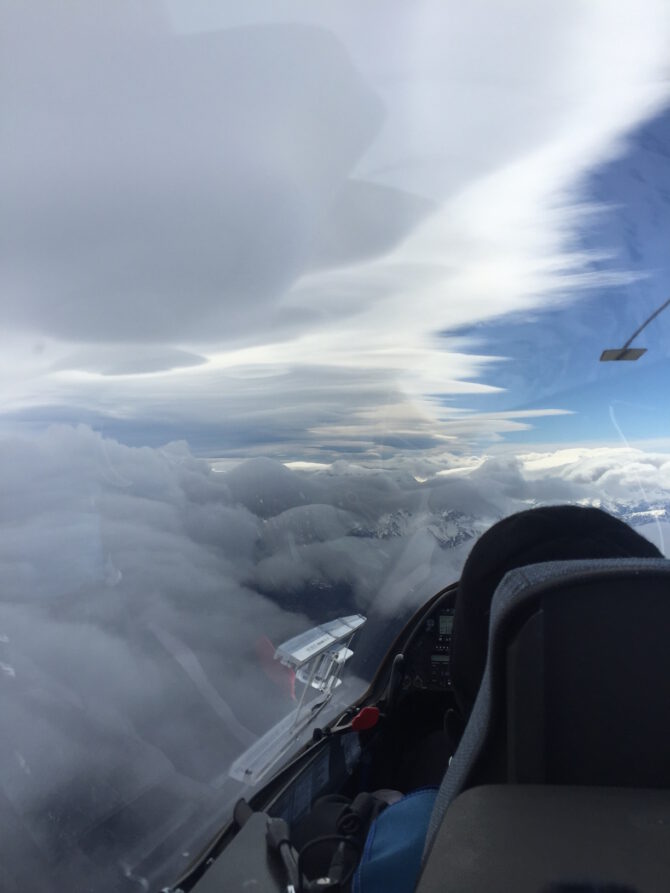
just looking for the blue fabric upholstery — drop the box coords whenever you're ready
[352,788,437,893]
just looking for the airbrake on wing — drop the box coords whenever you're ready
[275,614,365,668]
[229,615,365,785]
[276,614,365,693]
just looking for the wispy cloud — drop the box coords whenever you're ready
[2,0,669,453]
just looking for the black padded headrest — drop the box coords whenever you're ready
[450,505,662,717]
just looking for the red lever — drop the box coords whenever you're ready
[351,706,380,732]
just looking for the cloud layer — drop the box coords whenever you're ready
[2,0,669,453]
[5,4,670,890]
[1,426,669,889]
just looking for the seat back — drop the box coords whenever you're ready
[424,557,670,860]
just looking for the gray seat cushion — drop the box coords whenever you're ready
[424,558,670,861]
[418,784,670,893]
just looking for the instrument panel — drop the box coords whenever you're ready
[402,591,456,691]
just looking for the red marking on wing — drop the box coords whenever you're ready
[255,635,296,700]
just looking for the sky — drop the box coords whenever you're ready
[3,0,670,460]
[5,3,670,890]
